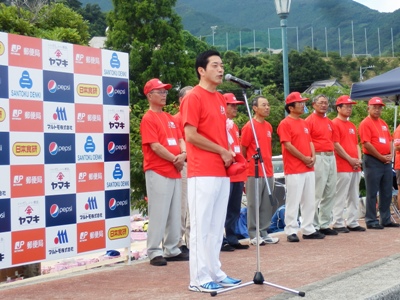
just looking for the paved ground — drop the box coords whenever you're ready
[1,218,400,299]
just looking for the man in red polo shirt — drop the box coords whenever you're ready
[359,97,400,229]
[241,96,279,246]
[277,92,325,242]
[221,93,249,251]
[180,50,241,293]
[140,78,189,266]
[331,95,365,232]
[306,94,338,236]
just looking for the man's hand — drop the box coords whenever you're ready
[173,153,186,171]
[221,149,234,167]
[348,157,362,170]
[303,156,315,168]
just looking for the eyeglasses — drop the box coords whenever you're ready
[151,91,168,95]
[315,102,329,106]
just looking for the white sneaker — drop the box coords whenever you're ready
[262,235,279,244]
[250,237,266,246]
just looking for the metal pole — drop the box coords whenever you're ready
[338,28,342,57]
[359,66,362,82]
[281,17,289,99]
[352,21,355,57]
[268,28,271,55]
[226,32,228,51]
[311,27,314,50]
[296,26,299,51]
[253,29,256,55]
[239,31,242,57]
[365,28,368,55]
[392,28,394,57]
[325,27,328,57]
[378,28,381,57]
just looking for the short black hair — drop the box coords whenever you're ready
[251,96,265,108]
[285,103,295,114]
[195,50,221,80]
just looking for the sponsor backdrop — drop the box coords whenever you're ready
[0,32,131,268]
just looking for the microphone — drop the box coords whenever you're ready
[225,74,252,89]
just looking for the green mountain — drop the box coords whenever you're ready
[81,0,400,56]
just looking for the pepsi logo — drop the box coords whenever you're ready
[48,80,57,93]
[108,142,116,154]
[50,204,60,218]
[49,142,58,155]
[109,198,117,211]
[107,85,114,97]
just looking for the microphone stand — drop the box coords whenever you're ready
[211,88,305,297]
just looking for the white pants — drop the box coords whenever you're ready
[179,163,190,248]
[284,172,316,236]
[188,176,229,286]
[332,172,361,228]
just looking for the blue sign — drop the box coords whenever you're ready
[44,133,75,164]
[0,132,10,165]
[105,189,130,219]
[104,134,129,162]
[0,198,11,233]
[45,194,76,227]
[102,77,129,106]
[0,65,8,99]
[43,71,74,103]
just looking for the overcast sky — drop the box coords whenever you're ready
[353,0,400,12]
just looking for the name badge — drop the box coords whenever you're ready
[234,145,240,153]
[167,138,177,146]
[379,137,386,144]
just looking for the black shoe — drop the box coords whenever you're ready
[179,245,189,253]
[319,228,338,235]
[334,227,350,233]
[347,226,366,232]
[383,222,400,228]
[303,231,325,239]
[366,223,384,229]
[150,256,167,266]
[164,252,189,261]
[287,234,300,242]
[221,244,235,252]
[232,243,249,250]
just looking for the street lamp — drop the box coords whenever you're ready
[211,26,217,46]
[359,65,374,82]
[274,0,291,100]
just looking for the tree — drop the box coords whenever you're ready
[106,0,199,213]
[0,3,90,45]
[79,3,107,37]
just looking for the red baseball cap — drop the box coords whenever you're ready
[223,93,244,105]
[336,95,357,105]
[286,92,308,104]
[226,153,247,177]
[368,97,385,106]
[143,78,172,95]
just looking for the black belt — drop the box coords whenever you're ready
[315,151,334,156]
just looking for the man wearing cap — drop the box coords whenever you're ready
[180,50,241,293]
[140,78,189,266]
[277,92,325,242]
[359,97,400,229]
[305,94,338,236]
[174,86,193,254]
[331,95,365,233]
[241,96,279,246]
[221,93,249,252]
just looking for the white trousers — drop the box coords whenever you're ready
[284,172,316,236]
[332,172,361,228]
[188,176,230,286]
